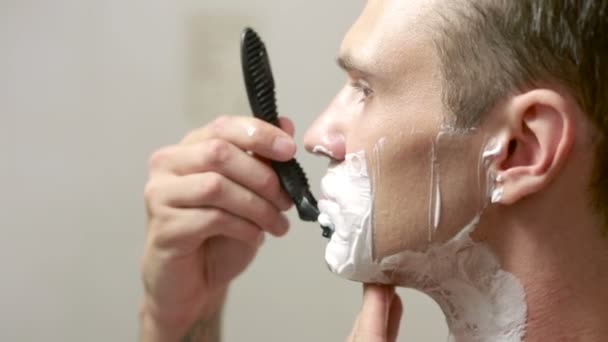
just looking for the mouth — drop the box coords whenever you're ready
[318,198,352,242]
[318,154,371,244]
[317,174,337,238]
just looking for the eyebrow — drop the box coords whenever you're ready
[336,54,374,78]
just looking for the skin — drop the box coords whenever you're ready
[305,0,608,340]
[348,285,403,342]
[140,116,296,341]
[141,0,608,341]
[304,0,485,258]
[139,115,393,342]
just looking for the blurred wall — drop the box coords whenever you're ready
[0,1,447,341]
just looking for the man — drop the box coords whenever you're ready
[140,0,608,341]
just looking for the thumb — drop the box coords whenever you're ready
[349,284,400,341]
[359,284,393,338]
[387,290,403,342]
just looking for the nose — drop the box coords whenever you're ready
[304,94,349,161]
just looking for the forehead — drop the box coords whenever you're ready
[340,0,438,78]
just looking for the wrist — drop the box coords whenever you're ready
[139,287,228,342]
[140,305,186,342]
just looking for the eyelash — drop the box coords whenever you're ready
[350,80,374,103]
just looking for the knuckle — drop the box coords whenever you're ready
[146,209,175,248]
[181,129,199,144]
[143,180,161,204]
[200,173,224,199]
[148,146,174,170]
[152,225,177,249]
[151,211,194,248]
[144,184,170,219]
[148,207,171,229]
[212,115,231,132]
[205,209,225,227]
[202,139,231,166]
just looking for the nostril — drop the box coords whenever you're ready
[312,145,335,158]
[319,134,346,160]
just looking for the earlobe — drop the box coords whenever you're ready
[491,90,575,205]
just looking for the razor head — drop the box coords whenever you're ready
[272,159,317,220]
[241,27,279,125]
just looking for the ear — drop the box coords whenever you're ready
[491,89,575,205]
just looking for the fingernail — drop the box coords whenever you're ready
[272,136,296,159]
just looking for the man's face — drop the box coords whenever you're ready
[305,0,487,275]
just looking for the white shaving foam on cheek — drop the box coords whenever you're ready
[320,139,527,342]
[320,151,387,282]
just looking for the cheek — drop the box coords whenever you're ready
[369,132,435,258]
[365,127,492,260]
[351,110,439,258]
[432,133,489,243]
[345,86,446,258]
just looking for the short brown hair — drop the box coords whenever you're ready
[433,0,608,230]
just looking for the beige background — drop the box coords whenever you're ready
[0,0,447,341]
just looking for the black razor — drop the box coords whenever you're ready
[240,27,333,239]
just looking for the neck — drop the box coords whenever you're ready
[480,199,608,342]
[427,240,527,342]
[391,202,608,342]
[389,218,528,342]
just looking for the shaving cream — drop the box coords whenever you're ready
[320,151,388,282]
[319,138,527,342]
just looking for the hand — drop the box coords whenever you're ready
[348,285,403,342]
[140,115,296,340]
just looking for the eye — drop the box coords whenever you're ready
[350,80,374,103]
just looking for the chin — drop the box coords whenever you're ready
[324,214,392,284]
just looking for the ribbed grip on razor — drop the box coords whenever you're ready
[241,28,279,126]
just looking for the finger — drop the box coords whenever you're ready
[357,284,392,339]
[346,314,361,342]
[278,116,295,137]
[151,208,264,250]
[148,141,292,211]
[181,116,296,161]
[387,293,403,342]
[156,173,290,236]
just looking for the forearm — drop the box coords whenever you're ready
[139,306,222,342]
